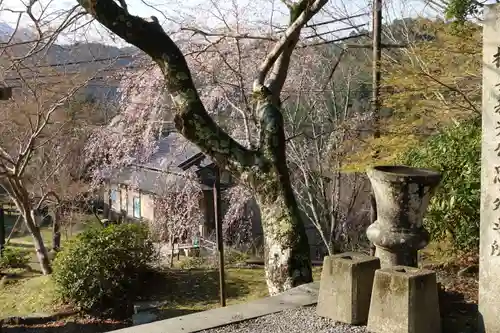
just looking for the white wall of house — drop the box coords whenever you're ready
[107,184,155,222]
[128,189,137,218]
[120,187,127,212]
[141,193,155,221]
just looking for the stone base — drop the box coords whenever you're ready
[132,312,158,325]
[374,246,418,268]
[316,252,380,325]
[367,266,441,333]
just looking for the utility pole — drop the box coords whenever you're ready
[370,0,383,256]
[372,0,382,144]
[213,166,226,307]
[345,0,406,256]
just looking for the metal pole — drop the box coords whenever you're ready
[370,0,382,256]
[213,166,226,307]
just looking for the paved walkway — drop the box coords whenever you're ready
[108,282,320,333]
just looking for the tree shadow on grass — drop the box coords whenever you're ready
[439,287,478,333]
[137,268,252,308]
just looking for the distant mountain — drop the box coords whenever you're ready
[0,21,38,43]
[0,22,140,103]
[0,22,14,38]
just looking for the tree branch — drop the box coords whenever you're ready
[180,27,277,41]
[35,190,61,211]
[77,0,258,176]
[253,0,328,94]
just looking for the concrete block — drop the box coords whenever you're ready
[316,252,380,325]
[367,266,441,333]
[132,311,158,325]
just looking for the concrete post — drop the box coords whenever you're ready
[479,4,500,332]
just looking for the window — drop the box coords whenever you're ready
[110,189,117,202]
[133,196,141,218]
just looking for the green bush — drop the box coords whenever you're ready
[177,256,209,270]
[52,223,157,316]
[0,246,30,269]
[398,118,480,252]
[224,248,250,266]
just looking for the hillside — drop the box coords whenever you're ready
[0,23,138,101]
[338,18,481,170]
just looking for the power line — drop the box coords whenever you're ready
[4,76,479,94]
[9,54,138,69]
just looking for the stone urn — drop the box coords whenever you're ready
[366,165,441,268]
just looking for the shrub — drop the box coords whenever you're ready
[224,248,250,266]
[52,223,157,316]
[177,256,209,270]
[0,247,30,269]
[176,248,250,270]
[398,118,480,252]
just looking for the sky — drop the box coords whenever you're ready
[0,0,442,47]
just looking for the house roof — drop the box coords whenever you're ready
[143,131,212,171]
[110,131,214,194]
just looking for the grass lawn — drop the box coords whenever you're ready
[3,214,103,273]
[7,213,101,247]
[143,265,322,320]
[0,264,322,320]
[0,272,60,317]
[1,213,322,321]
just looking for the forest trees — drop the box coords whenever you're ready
[76,0,365,294]
[284,47,370,255]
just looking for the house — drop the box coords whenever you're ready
[102,128,372,259]
[103,129,237,241]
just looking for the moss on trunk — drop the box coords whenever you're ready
[256,176,313,295]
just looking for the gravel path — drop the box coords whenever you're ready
[199,305,368,333]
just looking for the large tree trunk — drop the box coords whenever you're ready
[25,210,52,275]
[252,92,313,295]
[256,178,313,295]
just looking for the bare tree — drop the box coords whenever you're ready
[0,1,117,274]
[283,45,370,256]
[0,70,98,274]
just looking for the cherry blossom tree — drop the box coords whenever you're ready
[221,184,254,247]
[76,0,367,294]
[147,172,203,267]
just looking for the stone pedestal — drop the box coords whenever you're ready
[367,266,441,333]
[316,252,380,325]
[480,4,500,333]
[366,165,441,268]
